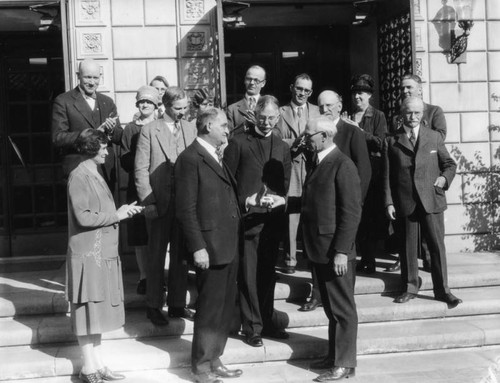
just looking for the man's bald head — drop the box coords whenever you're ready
[77,59,101,97]
[317,90,343,119]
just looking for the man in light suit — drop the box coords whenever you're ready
[135,87,197,325]
[383,97,461,308]
[226,65,266,135]
[300,90,371,312]
[276,73,321,274]
[302,117,362,382]
[386,73,449,272]
[225,96,292,347]
[52,59,122,192]
[175,108,243,383]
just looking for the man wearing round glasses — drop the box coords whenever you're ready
[227,65,267,135]
[225,95,292,348]
[276,74,321,275]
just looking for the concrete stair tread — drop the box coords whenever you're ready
[1,285,500,347]
[2,252,500,317]
[5,345,500,383]
[1,314,500,380]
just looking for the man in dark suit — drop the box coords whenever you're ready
[52,59,122,192]
[383,97,461,308]
[224,95,292,347]
[302,116,362,382]
[226,65,266,135]
[175,108,243,383]
[300,89,371,312]
[135,87,197,325]
[386,73,448,272]
[276,73,321,275]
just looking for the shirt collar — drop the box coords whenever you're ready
[196,137,219,162]
[291,101,305,111]
[403,124,419,138]
[245,94,260,103]
[317,144,336,163]
[254,126,273,137]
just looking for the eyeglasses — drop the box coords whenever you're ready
[257,115,278,124]
[294,86,312,95]
[245,77,265,85]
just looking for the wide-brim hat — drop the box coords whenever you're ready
[136,85,159,107]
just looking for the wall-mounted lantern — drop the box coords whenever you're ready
[449,0,474,64]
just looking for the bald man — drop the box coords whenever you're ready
[226,65,266,136]
[52,59,122,192]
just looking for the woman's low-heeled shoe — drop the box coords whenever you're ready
[98,367,125,381]
[79,371,103,383]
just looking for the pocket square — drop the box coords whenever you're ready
[430,150,437,153]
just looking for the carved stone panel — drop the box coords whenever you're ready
[181,0,210,24]
[75,0,110,26]
[180,26,212,57]
[181,58,213,89]
[76,28,111,59]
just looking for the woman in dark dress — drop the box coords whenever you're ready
[347,74,388,273]
[66,129,143,383]
[120,85,159,295]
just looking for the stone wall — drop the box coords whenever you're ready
[414,0,500,251]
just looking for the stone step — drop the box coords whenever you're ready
[1,252,499,318]
[1,285,500,347]
[1,314,499,381]
[5,345,500,383]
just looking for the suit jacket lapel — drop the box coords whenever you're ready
[281,104,298,137]
[194,140,230,184]
[155,121,171,159]
[395,127,415,153]
[415,123,429,154]
[72,88,97,128]
[304,147,335,185]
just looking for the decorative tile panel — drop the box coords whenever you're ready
[180,26,212,57]
[459,52,488,82]
[461,112,490,142]
[487,22,500,50]
[430,82,489,112]
[486,0,500,20]
[75,0,110,26]
[181,0,211,24]
[181,58,213,88]
[429,52,458,82]
[76,28,112,59]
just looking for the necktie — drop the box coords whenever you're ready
[248,97,256,111]
[409,129,416,148]
[215,146,224,167]
[297,106,303,119]
[173,121,181,139]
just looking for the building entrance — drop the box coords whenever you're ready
[0,5,67,257]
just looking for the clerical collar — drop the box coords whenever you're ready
[254,126,272,137]
[78,86,96,100]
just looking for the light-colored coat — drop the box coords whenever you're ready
[65,162,121,304]
[134,118,197,217]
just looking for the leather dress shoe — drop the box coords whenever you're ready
[299,298,322,312]
[385,260,400,272]
[79,371,103,383]
[146,307,169,326]
[310,356,336,370]
[314,367,355,381]
[245,333,263,347]
[192,371,223,383]
[212,365,243,378]
[281,265,296,274]
[169,307,195,320]
[435,293,462,308]
[394,292,417,303]
[98,367,125,381]
[262,328,289,339]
